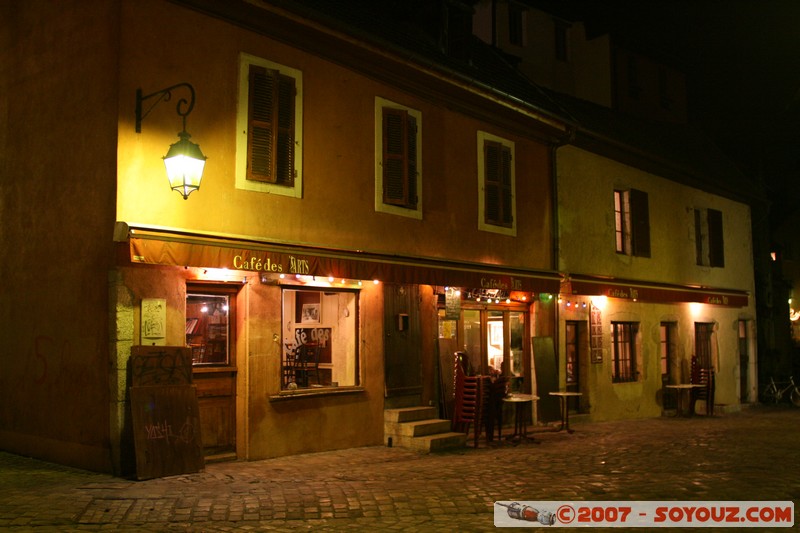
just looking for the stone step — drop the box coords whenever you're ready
[393,432,467,452]
[384,418,452,438]
[384,406,466,452]
[383,406,438,423]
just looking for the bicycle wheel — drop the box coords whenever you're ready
[790,387,800,408]
[761,384,778,404]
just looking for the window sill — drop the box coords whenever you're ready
[269,386,365,402]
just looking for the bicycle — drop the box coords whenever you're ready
[761,376,800,407]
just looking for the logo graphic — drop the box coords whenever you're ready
[496,502,556,525]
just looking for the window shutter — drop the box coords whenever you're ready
[247,65,295,186]
[484,141,501,224]
[500,145,512,225]
[484,141,512,227]
[382,107,417,209]
[630,188,650,257]
[407,115,418,208]
[694,208,704,265]
[383,108,407,206]
[275,73,295,186]
[708,208,724,267]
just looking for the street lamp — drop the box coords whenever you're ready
[135,82,207,199]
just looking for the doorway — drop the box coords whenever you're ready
[564,321,581,411]
[738,320,749,402]
[186,283,239,459]
[660,322,677,410]
[437,304,528,417]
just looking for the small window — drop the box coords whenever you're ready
[612,322,639,383]
[694,208,724,267]
[614,188,650,257]
[186,289,235,366]
[627,56,641,100]
[281,288,359,390]
[554,21,569,62]
[236,53,303,197]
[508,4,525,46]
[478,131,516,236]
[375,98,422,219]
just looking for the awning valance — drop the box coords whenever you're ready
[119,224,562,294]
[564,275,749,308]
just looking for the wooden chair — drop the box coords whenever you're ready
[690,357,715,416]
[485,376,509,442]
[452,351,490,447]
[295,343,321,387]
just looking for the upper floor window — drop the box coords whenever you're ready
[554,20,569,62]
[508,3,526,46]
[695,208,724,267]
[614,188,650,257]
[375,98,422,219]
[236,53,303,197]
[612,321,639,383]
[627,56,642,100]
[478,131,516,236]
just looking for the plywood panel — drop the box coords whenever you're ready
[130,385,204,480]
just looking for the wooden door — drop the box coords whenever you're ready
[384,284,422,407]
[187,283,238,459]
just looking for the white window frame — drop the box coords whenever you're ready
[235,52,303,197]
[477,131,516,236]
[374,97,423,219]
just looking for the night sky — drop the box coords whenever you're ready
[592,0,800,220]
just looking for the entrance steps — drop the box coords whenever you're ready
[384,406,466,452]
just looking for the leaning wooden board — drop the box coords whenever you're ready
[130,346,204,480]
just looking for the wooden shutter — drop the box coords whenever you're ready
[484,140,512,227]
[382,107,417,209]
[708,208,724,267]
[247,65,295,185]
[630,188,650,257]
[694,208,704,265]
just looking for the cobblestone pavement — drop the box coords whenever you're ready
[1,405,798,532]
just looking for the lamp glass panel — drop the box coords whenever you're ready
[165,155,205,190]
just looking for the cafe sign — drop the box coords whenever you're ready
[127,234,562,294]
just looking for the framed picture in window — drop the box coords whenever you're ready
[301,303,321,324]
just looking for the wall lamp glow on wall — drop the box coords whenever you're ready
[135,82,207,199]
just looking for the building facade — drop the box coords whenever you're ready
[473,0,759,421]
[2,0,572,474]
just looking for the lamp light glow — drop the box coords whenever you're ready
[135,82,207,199]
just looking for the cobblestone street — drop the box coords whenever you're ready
[1,406,798,531]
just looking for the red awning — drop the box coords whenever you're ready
[120,225,562,294]
[565,275,749,307]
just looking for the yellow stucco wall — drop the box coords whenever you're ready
[556,145,758,419]
[115,0,555,271]
[0,0,121,472]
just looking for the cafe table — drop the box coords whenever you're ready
[501,394,539,443]
[548,391,583,433]
[665,384,703,417]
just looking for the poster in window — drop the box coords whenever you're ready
[590,303,603,363]
[301,303,320,324]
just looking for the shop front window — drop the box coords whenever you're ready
[281,288,358,389]
[438,304,526,378]
[186,293,231,365]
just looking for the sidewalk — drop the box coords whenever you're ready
[0,405,798,531]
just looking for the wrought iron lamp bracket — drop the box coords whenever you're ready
[135,82,196,133]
